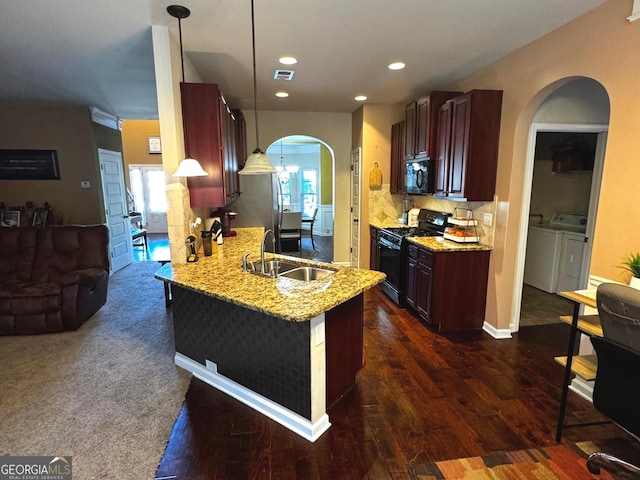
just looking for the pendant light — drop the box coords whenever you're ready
[168,5,208,178]
[238,0,276,175]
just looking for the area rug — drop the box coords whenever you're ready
[0,261,191,479]
[409,443,614,479]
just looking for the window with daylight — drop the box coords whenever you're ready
[301,169,317,218]
[280,175,293,207]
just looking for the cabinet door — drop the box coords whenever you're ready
[232,109,246,175]
[221,101,237,204]
[415,96,429,158]
[390,121,405,194]
[434,101,453,195]
[404,102,417,160]
[448,94,472,198]
[182,83,226,208]
[416,263,433,321]
[405,256,418,309]
[369,227,380,270]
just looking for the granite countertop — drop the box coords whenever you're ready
[405,236,492,252]
[370,222,492,252]
[155,227,386,322]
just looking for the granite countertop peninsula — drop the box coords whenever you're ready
[155,227,386,322]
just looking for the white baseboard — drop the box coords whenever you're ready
[175,353,331,442]
[483,321,512,339]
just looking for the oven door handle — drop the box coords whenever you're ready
[379,236,401,251]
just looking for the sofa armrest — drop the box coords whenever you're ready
[60,268,108,287]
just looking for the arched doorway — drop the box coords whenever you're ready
[266,135,335,262]
[514,78,610,332]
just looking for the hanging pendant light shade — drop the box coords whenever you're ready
[167,5,209,178]
[238,0,276,175]
[174,157,208,177]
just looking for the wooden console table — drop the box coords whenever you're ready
[555,289,607,441]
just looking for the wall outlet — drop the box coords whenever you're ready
[483,212,493,227]
[80,181,91,188]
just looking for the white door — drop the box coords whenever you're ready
[350,148,362,267]
[99,149,132,272]
[129,165,168,234]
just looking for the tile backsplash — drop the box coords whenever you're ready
[369,185,497,246]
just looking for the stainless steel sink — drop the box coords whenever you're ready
[278,266,335,282]
[250,260,299,277]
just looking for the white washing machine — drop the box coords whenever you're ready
[524,214,587,294]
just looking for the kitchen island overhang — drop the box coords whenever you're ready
[155,228,385,441]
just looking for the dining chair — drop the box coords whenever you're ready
[586,283,640,477]
[302,207,318,250]
[279,211,302,254]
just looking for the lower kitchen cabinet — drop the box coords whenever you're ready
[369,226,380,270]
[405,243,490,331]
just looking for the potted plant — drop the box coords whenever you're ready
[621,252,640,289]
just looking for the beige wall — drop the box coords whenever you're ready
[243,110,352,262]
[442,0,640,330]
[0,105,107,225]
[358,104,405,266]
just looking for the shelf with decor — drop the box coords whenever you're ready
[443,208,479,243]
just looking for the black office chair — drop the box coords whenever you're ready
[587,283,640,477]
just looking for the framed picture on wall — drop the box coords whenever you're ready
[147,136,162,154]
[0,150,60,180]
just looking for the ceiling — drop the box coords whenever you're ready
[0,0,606,120]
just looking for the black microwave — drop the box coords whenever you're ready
[405,158,434,195]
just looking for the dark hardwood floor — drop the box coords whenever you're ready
[156,286,640,479]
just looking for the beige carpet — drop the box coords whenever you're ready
[0,261,191,479]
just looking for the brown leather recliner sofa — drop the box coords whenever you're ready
[0,225,110,335]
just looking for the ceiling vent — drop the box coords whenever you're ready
[274,69,294,80]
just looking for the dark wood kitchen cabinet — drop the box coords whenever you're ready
[405,91,462,161]
[404,102,417,160]
[390,121,405,194]
[434,89,503,201]
[369,226,380,270]
[181,82,244,208]
[405,242,490,331]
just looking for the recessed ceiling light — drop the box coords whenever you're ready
[388,62,405,70]
[354,95,367,102]
[275,91,289,98]
[279,56,298,65]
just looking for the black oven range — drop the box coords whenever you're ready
[378,209,451,305]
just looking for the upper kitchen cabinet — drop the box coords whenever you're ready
[434,89,503,201]
[404,102,417,160]
[181,83,243,208]
[390,121,405,194]
[405,91,462,161]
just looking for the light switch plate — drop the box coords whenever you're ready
[81,181,91,188]
[483,212,493,226]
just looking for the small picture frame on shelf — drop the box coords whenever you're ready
[1,210,20,227]
[147,136,162,154]
[32,209,48,227]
